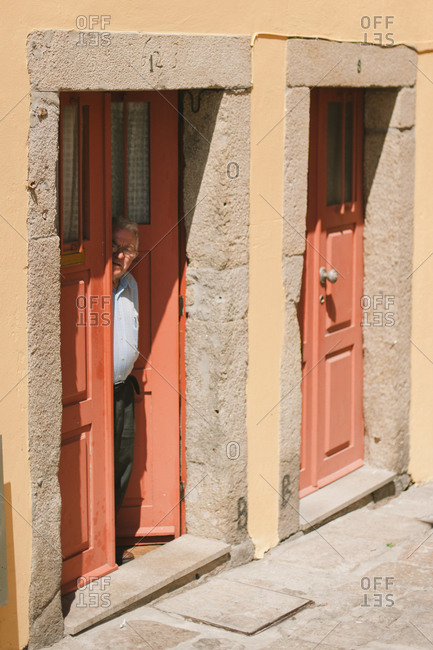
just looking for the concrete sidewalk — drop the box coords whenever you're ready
[45,483,433,649]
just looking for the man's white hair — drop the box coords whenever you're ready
[112,219,139,247]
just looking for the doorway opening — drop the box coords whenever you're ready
[58,90,184,593]
[299,88,364,498]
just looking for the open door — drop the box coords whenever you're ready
[59,90,182,593]
[59,92,115,593]
[299,88,364,497]
[110,92,181,544]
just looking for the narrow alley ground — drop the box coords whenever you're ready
[44,482,433,649]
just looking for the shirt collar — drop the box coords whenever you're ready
[114,272,132,295]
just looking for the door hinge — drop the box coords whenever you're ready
[179,295,184,317]
[180,480,185,501]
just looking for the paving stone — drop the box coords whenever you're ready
[399,531,433,563]
[259,637,334,649]
[354,604,404,628]
[377,485,433,520]
[394,589,433,623]
[418,514,433,525]
[322,508,431,546]
[358,641,421,650]
[217,556,339,597]
[277,616,387,649]
[404,543,433,566]
[41,636,79,649]
[269,528,392,570]
[315,619,391,648]
[376,619,433,648]
[362,561,433,590]
[66,619,200,650]
[267,532,356,570]
[155,578,312,635]
[311,582,381,618]
[188,637,247,649]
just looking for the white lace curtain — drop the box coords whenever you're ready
[111,101,150,224]
[61,100,150,244]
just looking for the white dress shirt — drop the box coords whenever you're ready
[113,273,139,383]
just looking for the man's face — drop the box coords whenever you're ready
[112,228,138,286]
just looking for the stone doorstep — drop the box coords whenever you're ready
[62,534,231,637]
[299,465,397,532]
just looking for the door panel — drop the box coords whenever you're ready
[111,92,181,542]
[324,347,353,454]
[61,278,88,401]
[300,88,364,497]
[60,428,90,558]
[59,93,115,593]
[325,227,353,331]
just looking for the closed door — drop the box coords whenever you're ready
[299,88,364,498]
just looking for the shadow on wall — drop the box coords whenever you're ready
[0,482,21,649]
[363,88,398,204]
[180,89,223,246]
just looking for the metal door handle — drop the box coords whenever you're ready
[319,266,338,285]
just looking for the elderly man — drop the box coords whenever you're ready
[112,219,140,564]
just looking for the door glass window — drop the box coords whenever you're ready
[326,102,342,206]
[81,106,90,240]
[326,98,354,206]
[111,102,125,221]
[60,100,90,252]
[344,102,353,203]
[61,104,79,243]
[111,100,150,224]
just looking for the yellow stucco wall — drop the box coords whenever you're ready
[247,35,286,557]
[2,1,433,646]
[409,50,433,484]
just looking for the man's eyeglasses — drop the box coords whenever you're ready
[112,242,138,259]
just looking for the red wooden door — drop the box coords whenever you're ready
[59,93,115,593]
[59,91,181,593]
[299,88,364,497]
[108,92,181,544]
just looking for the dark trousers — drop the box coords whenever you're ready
[113,376,137,517]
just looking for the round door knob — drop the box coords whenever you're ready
[319,266,338,285]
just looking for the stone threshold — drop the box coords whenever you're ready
[63,534,230,637]
[299,465,396,532]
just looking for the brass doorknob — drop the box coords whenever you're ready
[319,266,338,285]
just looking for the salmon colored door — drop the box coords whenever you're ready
[110,92,181,543]
[59,92,115,593]
[299,88,364,498]
[59,90,181,593]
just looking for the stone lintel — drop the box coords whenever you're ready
[286,38,417,88]
[27,31,252,91]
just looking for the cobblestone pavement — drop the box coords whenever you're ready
[45,483,433,649]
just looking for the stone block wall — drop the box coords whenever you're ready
[363,87,416,473]
[182,89,254,561]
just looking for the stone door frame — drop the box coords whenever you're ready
[279,39,416,540]
[26,30,251,646]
